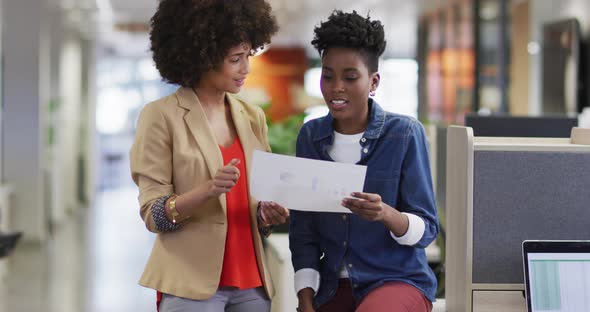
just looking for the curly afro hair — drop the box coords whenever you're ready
[150,0,279,87]
[312,10,386,73]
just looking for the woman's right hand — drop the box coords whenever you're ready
[297,288,316,312]
[297,306,315,312]
[170,159,241,219]
[209,158,241,197]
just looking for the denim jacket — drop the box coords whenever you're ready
[289,100,439,307]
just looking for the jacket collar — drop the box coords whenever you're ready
[313,98,386,142]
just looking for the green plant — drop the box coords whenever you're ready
[266,111,305,156]
[259,101,305,156]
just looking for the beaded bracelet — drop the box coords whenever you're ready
[152,194,181,232]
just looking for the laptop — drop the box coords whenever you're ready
[522,240,590,312]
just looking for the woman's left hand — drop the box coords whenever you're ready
[259,201,290,226]
[341,192,391,222]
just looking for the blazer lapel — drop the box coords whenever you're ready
[227,94,261,218]
[176,87,226,214]
[227,94,257,180]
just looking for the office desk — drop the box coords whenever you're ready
[433,295,526,312]
[472,291,526,312]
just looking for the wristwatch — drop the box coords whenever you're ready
[169,194,180,224]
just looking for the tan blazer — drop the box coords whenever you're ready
[130,87,274,300]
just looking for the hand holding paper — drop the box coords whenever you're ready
[250,150,367,213]
[259,201,289,225]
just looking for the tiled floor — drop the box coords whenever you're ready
[0,187,156,312]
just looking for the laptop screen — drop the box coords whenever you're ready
[523,241,590,312]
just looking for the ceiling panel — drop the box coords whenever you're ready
[88,0,438,58]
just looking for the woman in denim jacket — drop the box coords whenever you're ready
[290,10,439,312]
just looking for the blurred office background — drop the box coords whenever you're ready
[1,0,589,311]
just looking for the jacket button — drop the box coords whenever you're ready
[361,137,367,143]
[342,214,347,220]
[343,241,347,246]
[363,148,369,153]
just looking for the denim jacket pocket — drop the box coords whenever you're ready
[364,170,400,202]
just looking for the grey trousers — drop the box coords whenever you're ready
[159,287,270,312]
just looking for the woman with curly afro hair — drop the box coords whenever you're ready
[290,10,439,312]
[130,1,289,311]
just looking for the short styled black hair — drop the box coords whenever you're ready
[311,10,386,73]
[150,0,279,87]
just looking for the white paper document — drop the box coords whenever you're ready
[250,150,367,213]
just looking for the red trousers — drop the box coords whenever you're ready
[318,279,432,312]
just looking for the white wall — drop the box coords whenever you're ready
[83,39,98,209]
[46,6,95,227]
[1,0,47,242]
[52,38,83,223]
[529,0,590,114]
[1,0,92,241]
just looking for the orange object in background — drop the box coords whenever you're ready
[245,47,308,121]
[421,0,474,125]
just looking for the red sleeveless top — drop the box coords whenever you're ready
[218,137,263,289]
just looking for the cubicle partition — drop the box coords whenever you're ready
[465,114,578,137]
[445,126,590,312]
